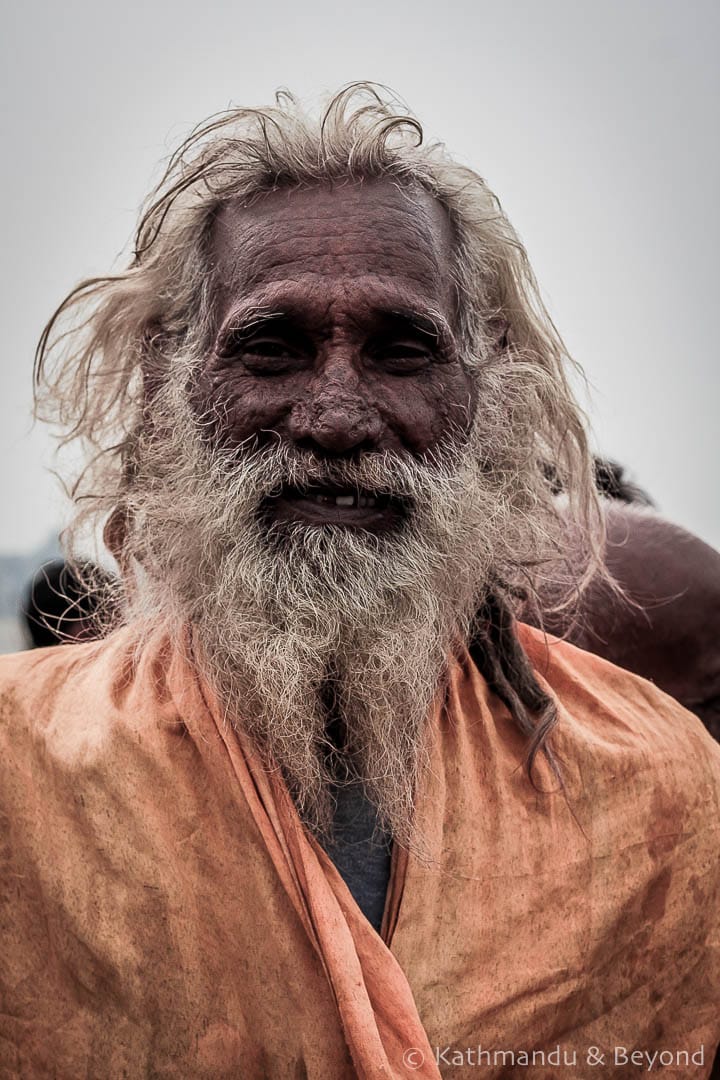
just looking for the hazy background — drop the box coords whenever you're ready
[2,0,718,569]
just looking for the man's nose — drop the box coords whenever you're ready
[287,362,383,454]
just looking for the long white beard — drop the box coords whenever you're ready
[123,376,555,846]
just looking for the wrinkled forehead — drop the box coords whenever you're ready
[208,178,456,309]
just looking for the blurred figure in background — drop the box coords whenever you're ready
[591,456,655,507]
[527,458,720,741]
[21,559,115,648]
[570,502,720,740]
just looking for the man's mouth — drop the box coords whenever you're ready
[263,485,405,530]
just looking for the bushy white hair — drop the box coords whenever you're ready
[33,84,609,836]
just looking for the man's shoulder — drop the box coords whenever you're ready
[518,620,718,745]
[506,624,720,907]
[0,629,132,714]
[0,636,100,683]
[0,638,104,732]
[516,621,720,804]
[0,625,180,770]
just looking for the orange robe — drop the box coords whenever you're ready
[0,623,718,1078]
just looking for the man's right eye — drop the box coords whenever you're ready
[217,331,305,373]
[244,339,292,358]
[240,338,305,374]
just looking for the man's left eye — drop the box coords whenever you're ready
[245,340,292,358]
[374,345,432,373]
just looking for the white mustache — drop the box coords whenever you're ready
[220,441,466,504]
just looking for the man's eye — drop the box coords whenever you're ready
[227,336,304,374]
[216,325,309,372]
[374,344,432,373]
[244,339,292,359]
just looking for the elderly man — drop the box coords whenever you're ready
[2,85,719,1078]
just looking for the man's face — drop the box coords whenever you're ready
[194,179,477,533]
[134,180,541,841]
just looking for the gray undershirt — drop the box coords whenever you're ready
[320,781,393,933]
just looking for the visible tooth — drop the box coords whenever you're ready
[334,494,356,507]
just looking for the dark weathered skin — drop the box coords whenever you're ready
[536,505,720,740]
[194,180,476,529]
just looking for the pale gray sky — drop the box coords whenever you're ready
[2,0,718,554]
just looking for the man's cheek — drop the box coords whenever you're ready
[380,378,474,452]
[194,374,291,446]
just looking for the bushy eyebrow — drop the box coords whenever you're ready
[387,307,452,342]
[215,302,454,349]
[215,306,285,348]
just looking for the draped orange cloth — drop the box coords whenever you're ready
[1,623,719,1078]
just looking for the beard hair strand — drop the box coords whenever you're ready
[121,371,563,850]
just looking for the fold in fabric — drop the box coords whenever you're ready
[1,622,719,1077]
